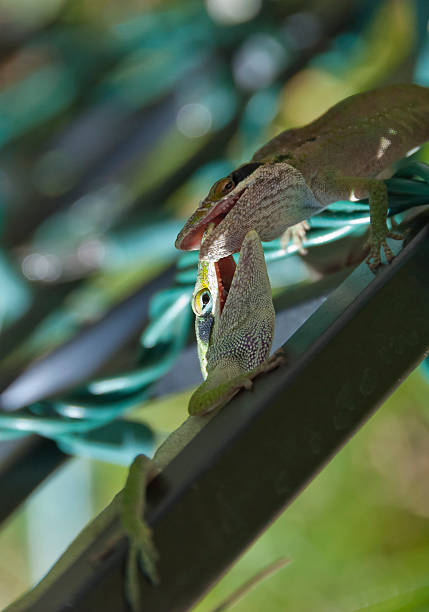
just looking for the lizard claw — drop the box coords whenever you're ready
[245,348,286,379]
[385,230,404,241]
[280,221,310,255]
[126,528,159,611]
[364,229,404,271]
[240,349,286,392]
[267,347,286,367]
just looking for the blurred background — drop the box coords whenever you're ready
[0,0,429,609]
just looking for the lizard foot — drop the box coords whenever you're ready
[240,349,286,389]
[280,221,310,255]
[365,229,404,271]
[121,455,160,612]
[258,348,286,373]
[189,349,286,416]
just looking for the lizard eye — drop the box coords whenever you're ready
[208,177,235,201]
[192,289,213,317]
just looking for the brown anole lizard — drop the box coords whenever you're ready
[175,83,429,270]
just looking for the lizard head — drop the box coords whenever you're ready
[190,228,275,415]
[176,161,262,256]
[176,161,320,261]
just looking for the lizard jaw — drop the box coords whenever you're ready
[175,190,244,251]
[214,255,236,314]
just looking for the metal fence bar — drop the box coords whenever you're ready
[0,436,67,524]
[22,222,429,611]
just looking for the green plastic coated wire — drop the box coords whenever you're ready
[0,162,428,463]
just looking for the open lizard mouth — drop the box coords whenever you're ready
[176,190,244,251]
[214,254,236,313]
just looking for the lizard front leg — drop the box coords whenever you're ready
[315,172,403,270]
[189,349,285,416]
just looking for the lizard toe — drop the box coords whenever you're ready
[365,249,380,271]
[385,230,404,241]
[382,241,395,263]
[242,378,253,390]
[280,221,310,255]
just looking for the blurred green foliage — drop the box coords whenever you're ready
[0,0,429,609]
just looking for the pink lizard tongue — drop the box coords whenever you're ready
[214,254,236,313]
[178,191,243,250]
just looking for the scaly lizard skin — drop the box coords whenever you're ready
[7,231,279,612]
[175,83,429,269]
[189,227,280,415]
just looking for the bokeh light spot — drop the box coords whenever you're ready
[233,34,287,91]
[206,0,261,24]
[22,253,62,282]
[176,103,212,139]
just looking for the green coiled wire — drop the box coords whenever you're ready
[0,161,428,463]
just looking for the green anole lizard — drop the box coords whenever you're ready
[175,83,429,270]
[189,226,281,415]
[7,230,279,611]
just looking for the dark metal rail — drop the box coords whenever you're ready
[0,436,66,524]
[19,220,429,611]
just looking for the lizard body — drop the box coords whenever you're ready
[175,83,429,269]
[189,227,278,415]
